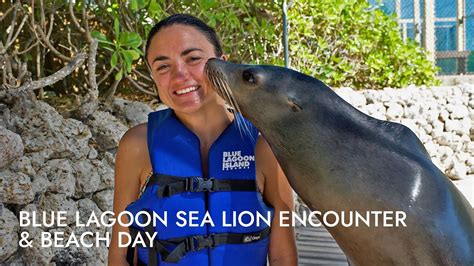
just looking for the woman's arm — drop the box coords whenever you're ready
[256,136,298,266]
[108,124,149,266]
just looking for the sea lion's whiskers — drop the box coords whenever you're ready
[213,76,243,129]
[213,75,234,110]
[217,76,253,138]
[219,80,251,137]
[207,69,252,138]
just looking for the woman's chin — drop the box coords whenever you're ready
[172,100,206,114]
[169,92,220,114]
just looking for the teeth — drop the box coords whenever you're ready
[176,86,198,95]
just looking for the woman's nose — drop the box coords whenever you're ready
[171,61,190,80]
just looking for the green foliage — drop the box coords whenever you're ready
[130,0,282,64]
[131,0,439,89]
[2,0,440,101]
[92,25,142,81]
[280,0,439,89]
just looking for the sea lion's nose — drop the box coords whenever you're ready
[206,58,225,67]
[205,57,220,72]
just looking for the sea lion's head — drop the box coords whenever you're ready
[205,59,312,126]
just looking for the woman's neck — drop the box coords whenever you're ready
[174,101,234,147]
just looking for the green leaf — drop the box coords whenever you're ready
[114,17,120,35]
[201,0,218,10]
[91,30,108,42]
[130,0,138,11]
[111,52,119,68]
[137,0,146,9]
[102,46,115,52]
[148,0,161,16]
[134,48,144,56]
[119,32,142,48]
[121,50,137,73]
[125,49,140,60]
[115,69,123,80]
[121,50,133,65]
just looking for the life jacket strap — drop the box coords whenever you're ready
[126,226,271,264]
[149,174,258,198]
[163,226,271,263]
[126,209,172,266]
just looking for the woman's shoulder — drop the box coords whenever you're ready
[117,123,148,155]
[121,123,147,141]
[255,134,272,159]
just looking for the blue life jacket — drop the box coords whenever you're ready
[125,109,274,266]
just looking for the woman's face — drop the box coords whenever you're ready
[146,24,224,114]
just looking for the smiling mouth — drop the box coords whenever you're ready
[175,86,199,95]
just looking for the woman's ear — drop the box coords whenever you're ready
[220,54,228,61]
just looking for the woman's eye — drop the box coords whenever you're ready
[156,65,169,73]
[188,57,202,64]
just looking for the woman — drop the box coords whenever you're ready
[108,14,297,266]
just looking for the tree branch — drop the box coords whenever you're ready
[126,75,157,96]
[0,52,86,99]
[6,2,18,45]
[17,39,40,55]
[69,1,86,34]
[75,39,98,118]
[88,39,98,92]
[2,54,14,88]
[0,4,15,22]
[1,54,6,86]
[0,15,29,55]
[46,12,54,39]
[103,78,121,102]
[133,68,152,82]
[39,0,46,29]
[33,23,72,61]
[82,0,93,43]
[97,66,114,86]
[67,28,78,52]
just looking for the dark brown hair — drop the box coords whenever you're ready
[145,14,223,62]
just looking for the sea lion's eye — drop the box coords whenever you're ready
[288,97,303,112]
[243,70,256,84]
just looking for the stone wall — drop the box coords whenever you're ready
[0,84,472,264]
[335,83,473,180]
[0,98,152,265]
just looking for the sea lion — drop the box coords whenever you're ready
[205,58,474,265]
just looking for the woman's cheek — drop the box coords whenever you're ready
[155,74,170,89]
[192,62,206,74]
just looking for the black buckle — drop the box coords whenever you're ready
[185,235,216,251]
[198,234,215,250]
[195,178,216,192]
[184,177,195,191]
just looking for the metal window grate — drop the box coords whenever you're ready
[372,0,474,75]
